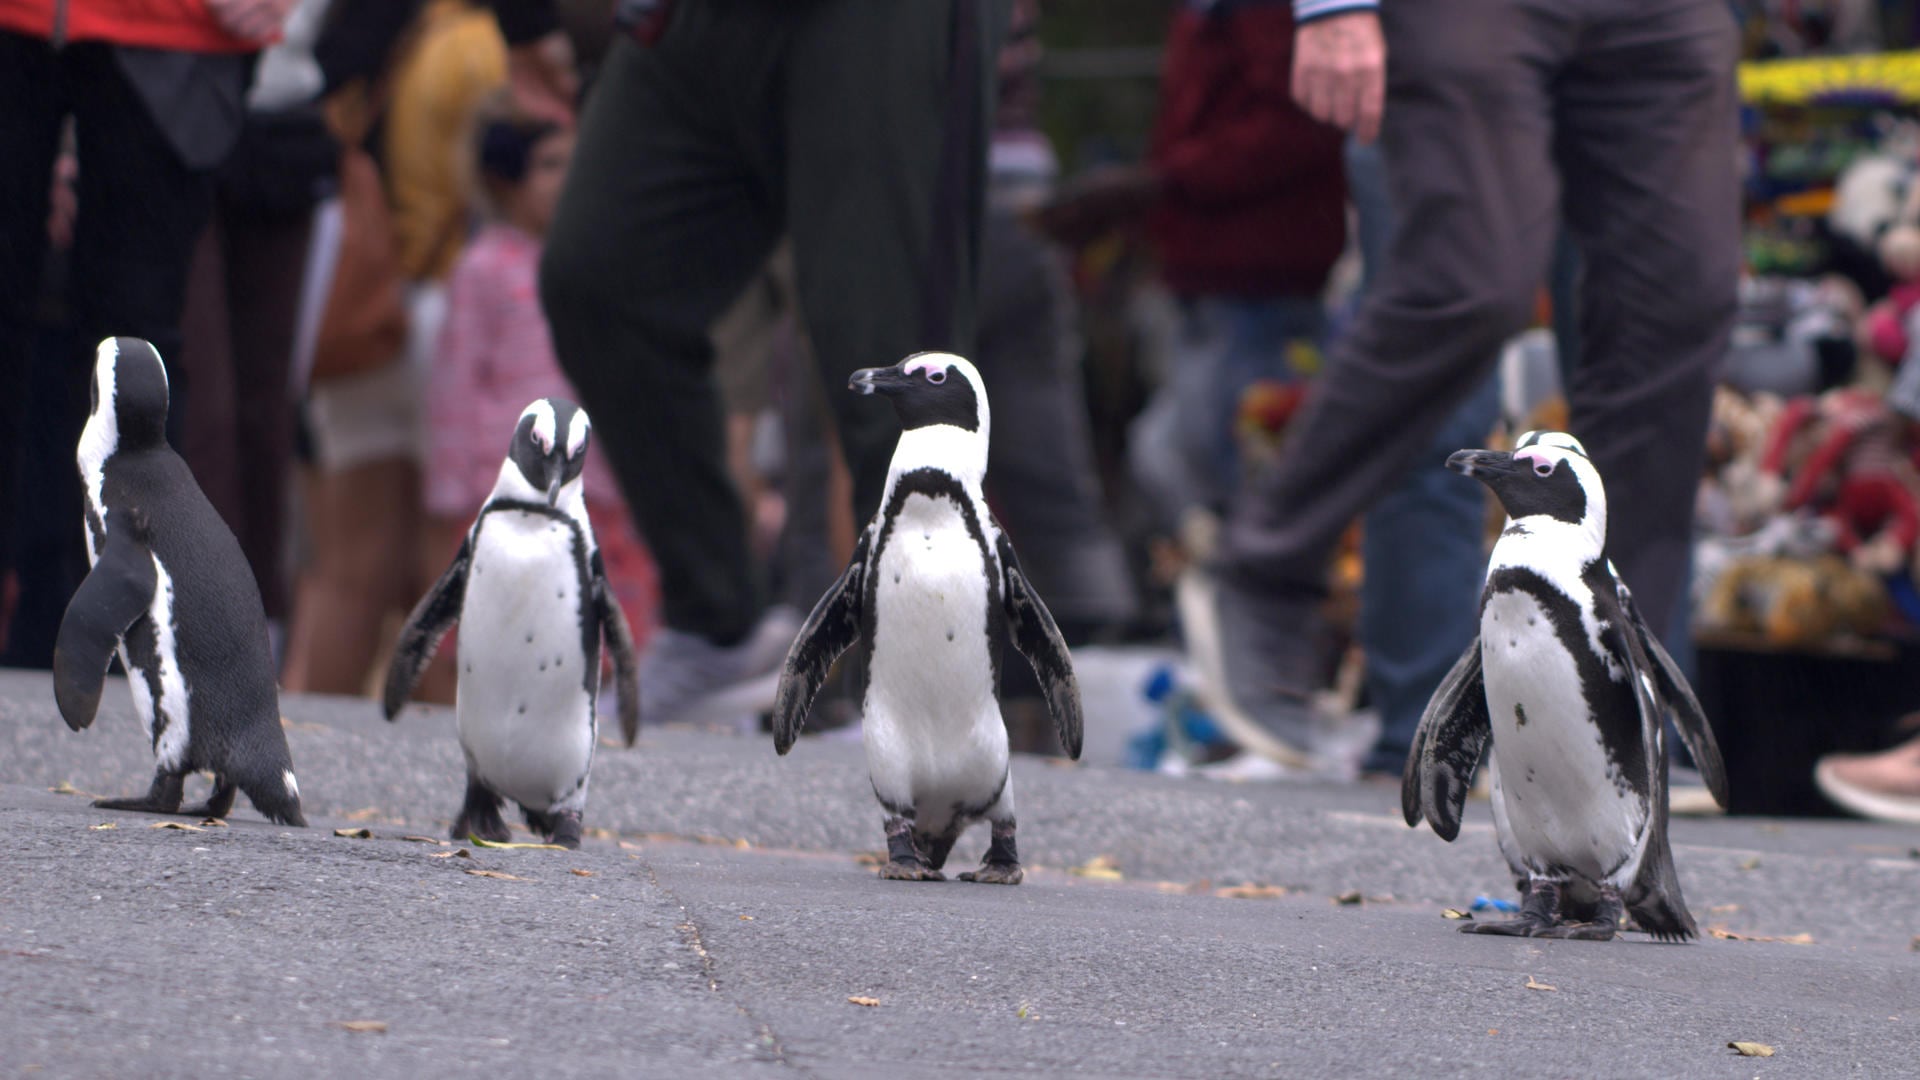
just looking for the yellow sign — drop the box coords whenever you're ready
[1739,50,1920,106]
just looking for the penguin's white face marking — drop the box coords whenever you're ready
[500,397,592,511]
[78,340,121,564]
[853,352,992,501]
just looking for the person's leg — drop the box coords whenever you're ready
[1554,0,1740,649]
[1344,134,1505,777]
[541,22,785,649]
[973,202,1137,632]
[0,32,63,628]
[1199,0,1569,756]
[784,0,1009,522]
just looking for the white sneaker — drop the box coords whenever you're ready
[638,606,802,728]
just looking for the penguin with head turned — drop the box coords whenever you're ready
[54,337,306,826]
[774,352,1082,885]
[1404,430,1728,940]
[383,397,640,849]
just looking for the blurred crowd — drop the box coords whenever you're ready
[4,0,1920,820]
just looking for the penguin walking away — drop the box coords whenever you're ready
[53,337,306,826]
[774,352,1082,885]
[383,398,639,849]
[1404,430,1729,940]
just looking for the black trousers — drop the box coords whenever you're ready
[1222,0,1742,642]
[0,34,218,660]
[540,0,1007,643]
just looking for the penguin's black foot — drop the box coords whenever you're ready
[957,862,1023,886]
[455,775,511,843]
[181,779,238,820]
[1458,916,1553,936]
[878,860,944,882]
[1532,921,1617,941]
[547,810,583,850]
[92,773,185,815]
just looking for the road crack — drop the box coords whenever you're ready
[640,858,815,1077]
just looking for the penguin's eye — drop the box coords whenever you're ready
[1532,461,1555,478]
[926,369,947,384]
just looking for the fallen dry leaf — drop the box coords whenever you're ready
[570,869,595,878]
[1708,903,1741,915]
[199,818,227,828]
[739,915,754,921]
[1524,976,1556,992]
[1215,884,1289,900]
[1708,928,1814,945]
[1728,1041,1775,1057]
[471,835,565,851]
[428,849,473,860]
[1487,1029,1499,1036]
[1910,935,1919,953]
[333,828,373,839]
[49,781,88,796]
[399,835,446,845]
[465,869,530,881]
[1070,856,1123,881]
[336,1020,388,1034]
[1334,890,1364,906]
[847,996,880,1007]
[619,840,645,851]
[1442,908,1472,920]
[1739,856,1762,871]
[585,827,617,840]
[151,822,203,832]
[88,823,116,832]
[854,851,885,867]
[344,807,382,822]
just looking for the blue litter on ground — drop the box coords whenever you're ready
[1471,894,1520,913]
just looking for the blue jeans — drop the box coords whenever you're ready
[1347,138,1503,775]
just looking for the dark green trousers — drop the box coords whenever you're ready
[541,0,1007,643]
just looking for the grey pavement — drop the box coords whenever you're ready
[2,666,1917,1078]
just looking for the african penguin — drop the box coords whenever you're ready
[1403,430,1729,941]
[383,398,640,849]
[773,352,1082,885]
[53,337,306,826]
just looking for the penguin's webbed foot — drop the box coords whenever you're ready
[1460,877,1562,936]
[878,860,945,882]
[93,773,186,816]
[1458,915,1553,936]
[957,862,1023,886]
[547,810,583,850]
[1532,921,1617,941]
[180,779,237,820]
[454,776,511,843]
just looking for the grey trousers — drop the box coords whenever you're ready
[540,0,1007,643]
[1222,0,1741,642]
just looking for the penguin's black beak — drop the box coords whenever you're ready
[849,365,908,396]
[545,450,566,505]
[1447,449,1521,483]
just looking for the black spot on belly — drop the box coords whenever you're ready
[1515,703,1528,727]
[946,630,954,641]
[526,633,534,644]
[518,703,527,715]
[539,661,547,672]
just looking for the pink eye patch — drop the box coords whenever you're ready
[1514,447,1555,475]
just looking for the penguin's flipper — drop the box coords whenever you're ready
[382,535,471,720]
[1404,639,1489,840]
[593,552,642,746]
[52,509,158,732]
[995,529,1083,760]
[773,529,870,755]
[1615,573,1729,807]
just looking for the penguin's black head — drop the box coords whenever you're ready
[848,352,986,434]
[507,397,591,505]
[1447,430,1598,527]
[89,337,171,449]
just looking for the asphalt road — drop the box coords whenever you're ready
[2,667,1917,1078]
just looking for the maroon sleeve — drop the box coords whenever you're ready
[1153,7,1345,206]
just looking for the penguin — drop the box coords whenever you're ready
[773,352,1082,885]
[1403,430,1728,940]
[383,397,639,849]
[53,337,306,826]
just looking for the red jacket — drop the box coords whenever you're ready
[1148,0,1347,299]
[0,0,262,52]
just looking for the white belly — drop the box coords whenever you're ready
[863,498,1008,830]
[1480,589,1645,882]
[456,512,596,812]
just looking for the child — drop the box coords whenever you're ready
[417,114,658,702]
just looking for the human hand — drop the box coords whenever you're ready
[508,31,580,126]
[1031,164,1162,248]
[206,0,299,44]
[1292,11,1386,143]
